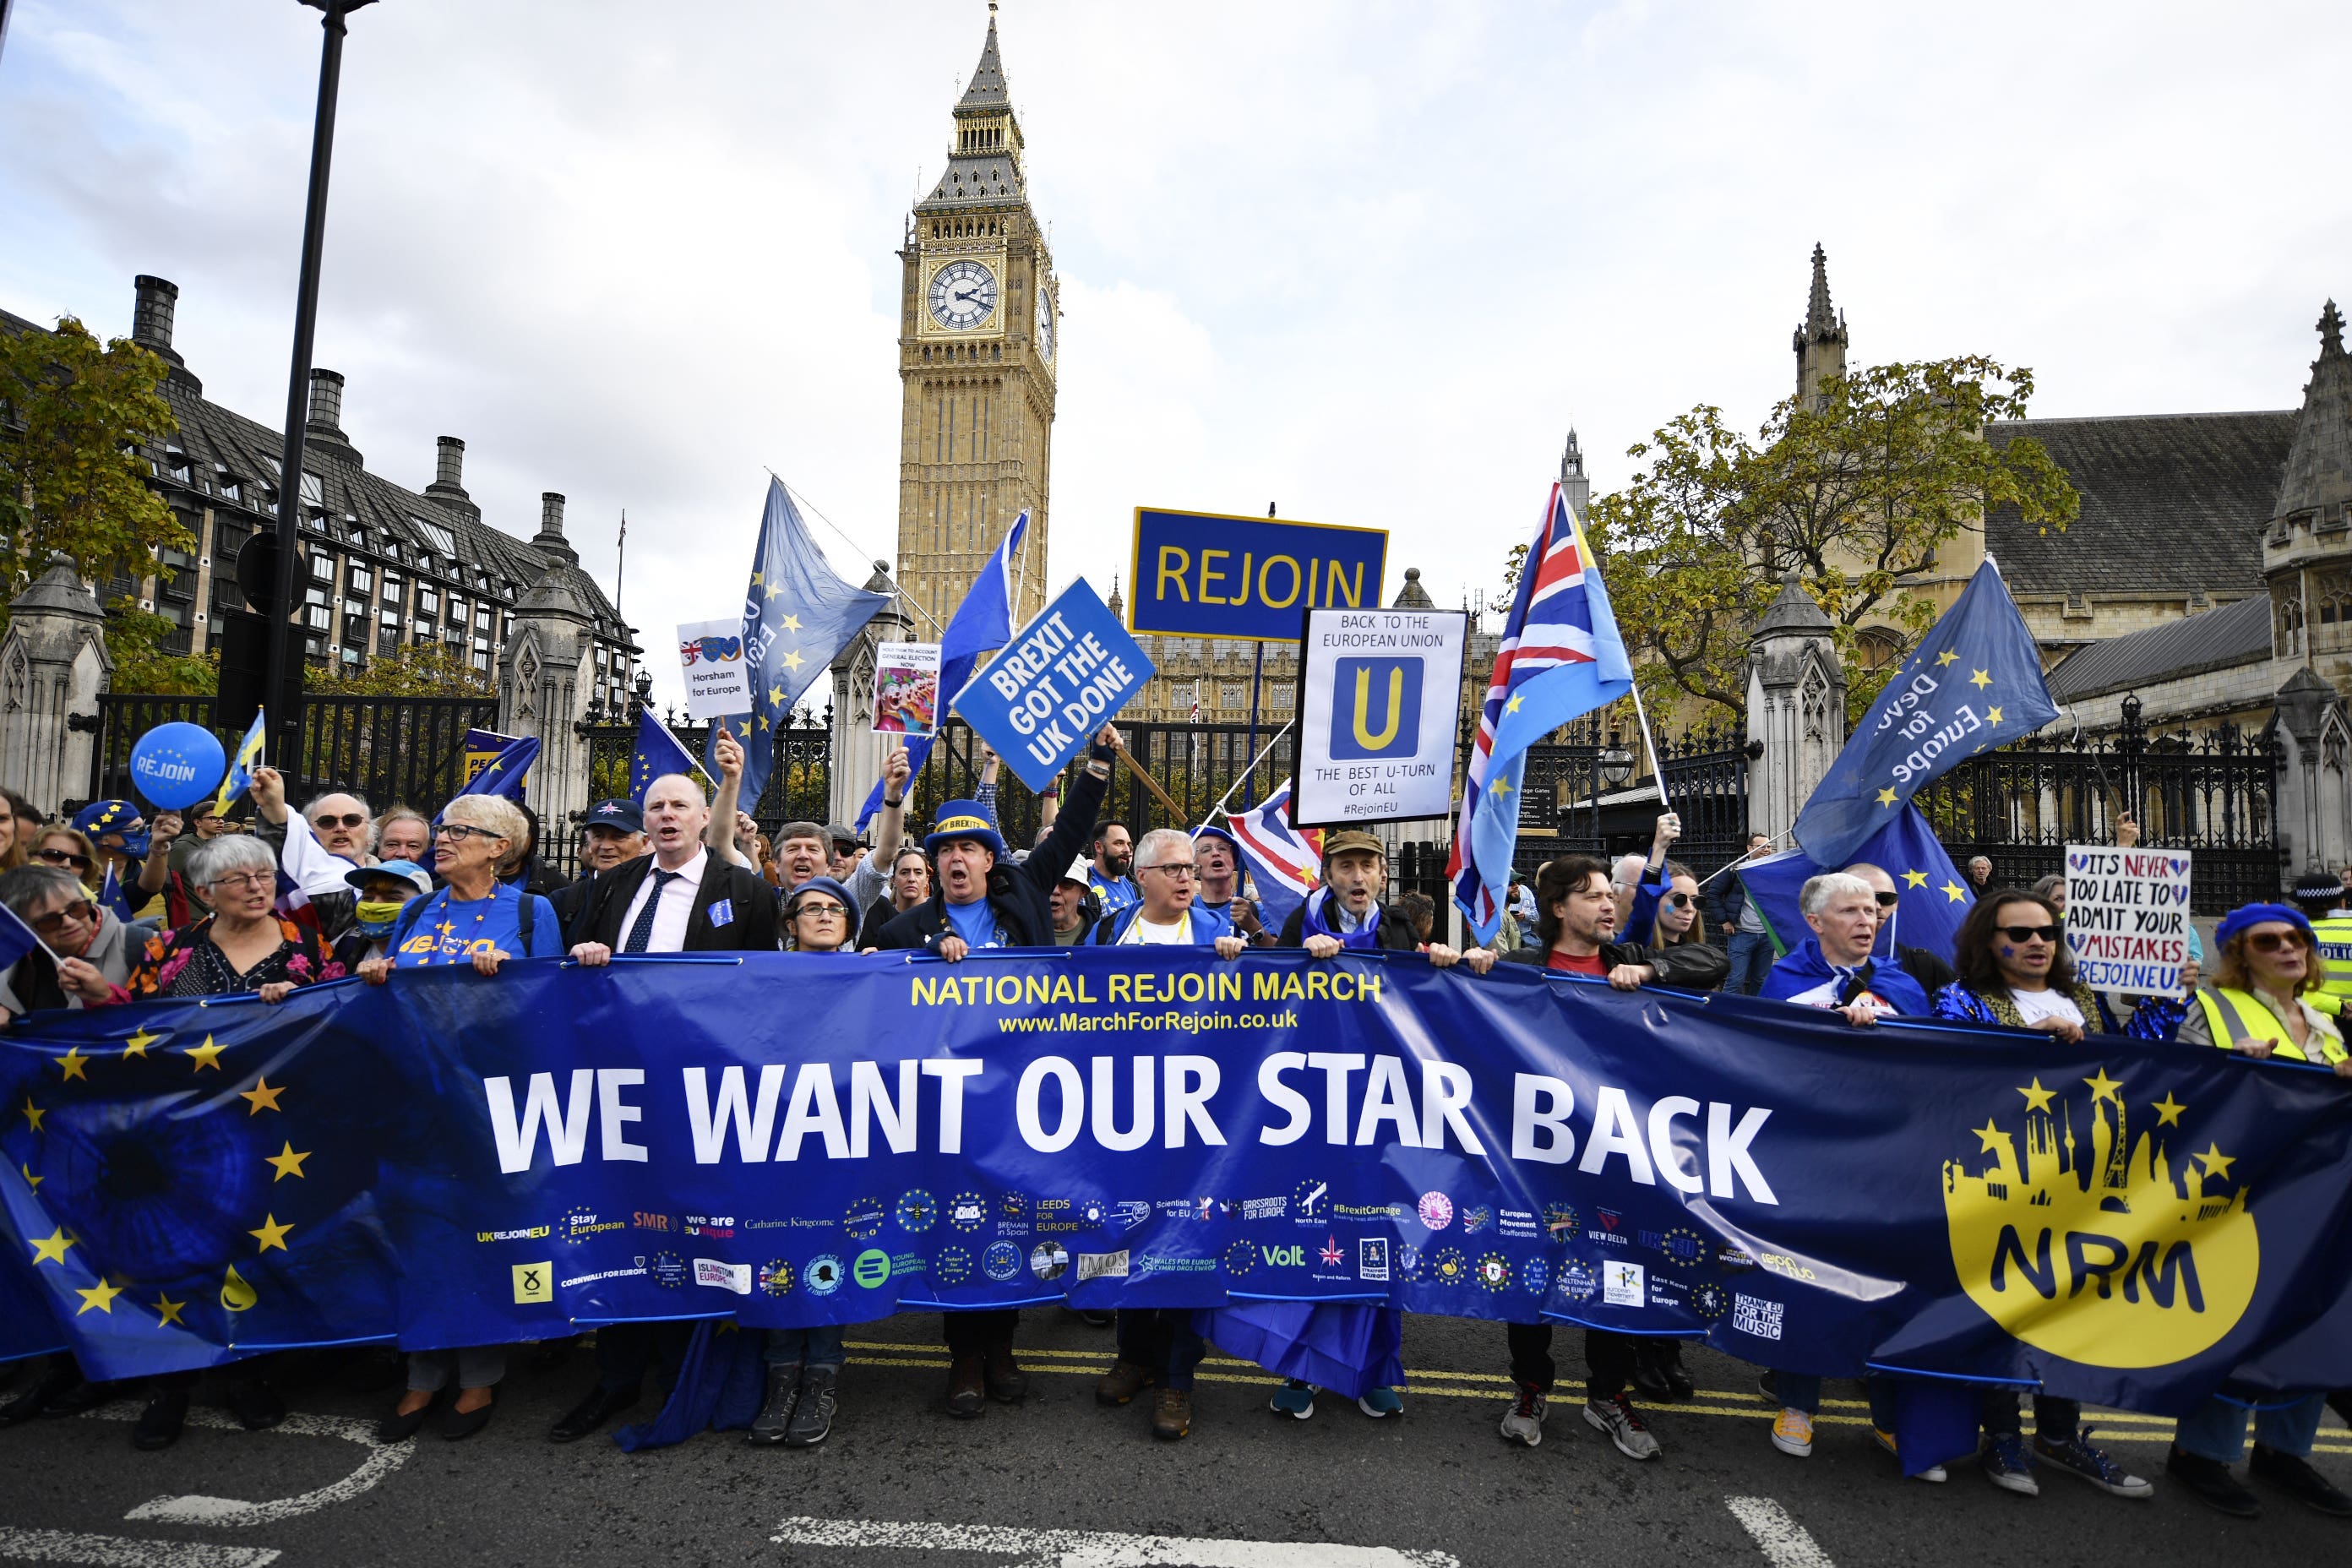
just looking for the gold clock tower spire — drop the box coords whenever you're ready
[896,8,1057,632]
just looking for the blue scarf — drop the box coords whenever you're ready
[1301,888,1381,950]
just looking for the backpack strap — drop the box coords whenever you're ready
[519,888,536,953]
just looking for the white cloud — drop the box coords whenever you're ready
[3,0,2347,710]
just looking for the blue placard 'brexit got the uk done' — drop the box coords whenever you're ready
[953,579,1156,790]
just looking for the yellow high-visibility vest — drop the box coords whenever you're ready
[2193,985,2349,1065]
[2307,914,2352,1003]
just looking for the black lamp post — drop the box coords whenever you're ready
[1599,727,1636,789]
[264,0,376,767]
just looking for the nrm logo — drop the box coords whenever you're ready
[1330,656,1423,760]
[1943,1069,2255,1369]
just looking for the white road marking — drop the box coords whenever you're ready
[0,1525,280,1566]
[770,1517,1460,1568]
[81,1405,408,1526]
[1723,1497,1836,1568]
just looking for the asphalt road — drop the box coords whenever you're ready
[1,1312,2346,1567]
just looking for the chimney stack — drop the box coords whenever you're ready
[302,368,363,468]
[531,491,579,567]
[422,434,479,522]
[130,275,199,393]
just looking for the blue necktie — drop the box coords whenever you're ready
[623,868,680,954]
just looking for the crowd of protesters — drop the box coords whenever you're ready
[1,746,2348,1518]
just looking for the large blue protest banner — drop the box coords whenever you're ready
[954,579,1154,791]
[1129,508,1386,642]
[6,955,2352,1417]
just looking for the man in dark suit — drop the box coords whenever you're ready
[870,723,1118,1417]
[544,770,778,1444]
[549,798,649,944]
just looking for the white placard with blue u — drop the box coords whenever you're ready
[1293,606,1468,827]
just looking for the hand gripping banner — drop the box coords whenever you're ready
[6,950,2351,1416]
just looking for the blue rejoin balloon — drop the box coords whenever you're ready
[128,721,227,812]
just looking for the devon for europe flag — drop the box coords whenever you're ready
[1449,482,1633,945]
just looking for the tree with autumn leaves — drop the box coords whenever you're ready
[1558,357,2077,726]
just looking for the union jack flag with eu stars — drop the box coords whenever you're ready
[1448,482,1633,946]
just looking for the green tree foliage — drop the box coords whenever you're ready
[305,640,492,697]
[1579,358,2077,725]
[0,317,190,606]
[104,595,219,694]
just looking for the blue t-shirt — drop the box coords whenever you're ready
[942,896,1007,950]
[390,883,563,968]
[1092,875,1140,919]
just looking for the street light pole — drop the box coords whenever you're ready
[264,0,375,772]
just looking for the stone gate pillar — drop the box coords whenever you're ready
[2272,665,2350,885]
[0,558,113,817]
[1745,572,1847,844]
[497,564,594,836]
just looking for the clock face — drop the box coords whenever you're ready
[1035,283,1054,362]
[928,259,998,331]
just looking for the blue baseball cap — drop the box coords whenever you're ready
[585,798,645,836]
[923,800,1005,859]
[347,859,433,897]
[1192,823,1240,854]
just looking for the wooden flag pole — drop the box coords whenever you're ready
[1111,738,1186,821]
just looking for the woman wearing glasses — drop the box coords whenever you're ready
[357,791,562,1442]
[0,863,141,1019]
[31,825,103,896]
[118,836,340,1004]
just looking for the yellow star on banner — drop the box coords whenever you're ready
[54,1047,90,1082]
[1974,1119,2006,1154]
[2195,1142,2236,1181]
[1876,787,1898,807]
[264,1141,310,1182]
[1492,776,1513,796]
[240,1077,285,1115]
[1969,669,1992,689]
[1505,694,1523,715]
[749,570,764,588]
[2152,1092,2187,1127]
[184,1035,225,1073]
[737,720,752,738]
[122,1027,161,1058]
[152,1293,186,1327]
[249,1214,295,1253]
[757,715,770,732]
[1985,706,2004,724]
[1935,651,1958,667]
[769,685,786,707]
[2017,1078,2056,1113]
[764,582,785,600]
[30,1227,74,1266]
[781,613,802,632]
[21,1162,41,1192]
[75,1279,122,1315]
[22,1097,44,1132]
[2082,1067,2123,1102]
[781,650,806,672]
[1902,868,1929,889]
[1941,879,1967,902]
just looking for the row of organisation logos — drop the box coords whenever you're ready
[475,1175,1796,1337]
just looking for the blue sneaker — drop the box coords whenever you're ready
[2035,1427,2152,1499]
[1982,1432,2040,1496]
[1268,1380,1315,1419]
[1357,1386,1402,1418]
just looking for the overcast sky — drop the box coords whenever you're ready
[3,1,2347,708]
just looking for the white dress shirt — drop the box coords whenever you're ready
[616,847,709,954]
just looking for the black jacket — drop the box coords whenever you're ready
[1708,869,1756,934]
[1895,940,1957,998]
[873,765,1109,952]
[1275,898,1423,953]
[570,852,780,953]
[1501,935,1729,991]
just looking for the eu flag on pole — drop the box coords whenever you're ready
[0,901,46,976]
[452,735,540,801]
[96,865,139,925]
[855,509,1026,831]
[1449,482,1633,945]
[705,477,890,810]
[1793,559,2057,868]
[631,710,706,803]
[1738,803,1977,965]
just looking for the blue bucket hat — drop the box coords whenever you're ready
[923,800,1005,859]
[74,798,149,858]
[2213,902,2316,952]
[784,874,861,945]
[346,859,433,898]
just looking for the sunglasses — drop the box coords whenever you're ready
[1663,893,1695,909]
[312,812,368,830]
[1873,892,1899,908]
[2248,930,2310,954]
[35,847,92,870]
[30,899,96,935]
[1997,924,2061,945]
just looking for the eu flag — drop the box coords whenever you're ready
[1793,560,2056,868]
[705,478,890,809]
[855,510,1026,831]
[1740,803,1975,966]
[631,710,705,804]
[452,735,540,801]
[1449,482,1633,945]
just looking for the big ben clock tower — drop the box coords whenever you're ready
[896,9,1058,632]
